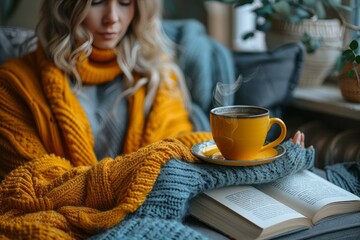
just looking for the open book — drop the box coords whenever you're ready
[189,170,360,240]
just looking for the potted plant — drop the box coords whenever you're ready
[338,39,360,102]
[205,0,360,87]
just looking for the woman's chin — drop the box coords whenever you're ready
[92,40,119,50]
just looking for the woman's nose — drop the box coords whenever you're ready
[103,3,119,24]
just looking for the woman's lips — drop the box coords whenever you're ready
[98,32,118,39]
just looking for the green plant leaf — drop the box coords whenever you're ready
[204,0,254,5]
[272,1,292,19]
[306,38,322,53]
[355,55,360,64]
[287,15,302,23]
[301,33,311,42]
[292,7,312,21]
[335,54,346,73]
[326,0,352,12]
[348,69,355,78]
[256,21,272,32]
[314,0,326,19]
[233,0,255,7]
[301,33,322,53]
[234,0,255,4]
[254,5,273,17]
[242,31,255,40]
[301,0,325,18]
[326,0,342,6]
[349,40,359,51]
[342,49,356,61]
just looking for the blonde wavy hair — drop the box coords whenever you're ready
[36,0,190,114]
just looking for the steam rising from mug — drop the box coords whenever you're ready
[212,67,258,107]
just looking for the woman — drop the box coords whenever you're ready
[0,0,313,239]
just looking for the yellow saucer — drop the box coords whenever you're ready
[191,140,286,166]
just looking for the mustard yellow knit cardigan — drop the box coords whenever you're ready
[0,47,211,239]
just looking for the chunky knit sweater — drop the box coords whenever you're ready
[0,46,212,239]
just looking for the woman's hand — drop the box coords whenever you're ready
[292,130,313,149]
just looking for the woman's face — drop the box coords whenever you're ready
[83,0,135,49]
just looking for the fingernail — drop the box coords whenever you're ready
[296,132,301,143]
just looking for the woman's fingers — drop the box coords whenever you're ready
[300,132,305,149]
[292,130,307,149]
[292,130,301,145]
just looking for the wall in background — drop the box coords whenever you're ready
[163,0,233,47]
[204,2,232,47]
[2,0,41,29]
[8,0,42,29]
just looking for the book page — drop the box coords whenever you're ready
[204,185,307,229]
[257,170,360,220]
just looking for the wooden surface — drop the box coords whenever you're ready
[292,84,360,120]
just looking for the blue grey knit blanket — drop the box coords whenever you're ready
[326,161,360,197]
[90,140,315,239]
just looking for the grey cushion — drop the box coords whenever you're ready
[232,43,304,116]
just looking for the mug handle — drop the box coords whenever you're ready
[260,118,287,152]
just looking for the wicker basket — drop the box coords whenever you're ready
[266,19,344,87]
[338,65,360,103]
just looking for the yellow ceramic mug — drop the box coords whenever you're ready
[210,105,287,160]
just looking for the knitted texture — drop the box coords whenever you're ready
[325,161,360,197]
[0,46,203,239]
[90,217,207,240]
[0,139,201,239]
[91,139,315,239]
